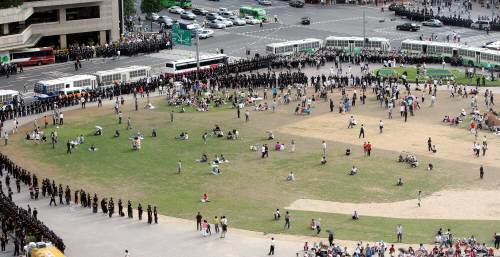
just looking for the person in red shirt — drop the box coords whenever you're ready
[366,142,372,156]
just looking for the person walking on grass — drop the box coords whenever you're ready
[245,110,250,122]
[379,120,384,133]
[321,141,327,156]
[417,190,422,207]
[177,160,182,174]
[396,224,403,242]
[284,211,291,229]
[480,165,484,179]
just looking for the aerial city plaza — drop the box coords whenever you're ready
[0,0,500,256]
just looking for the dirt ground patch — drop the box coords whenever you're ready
[277,112,500,168]
[286,189,500,220]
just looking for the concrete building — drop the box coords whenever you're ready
[0,0,121,52]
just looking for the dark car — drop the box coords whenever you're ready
[192,8,208,16]
[206,12,222,21]
[388,3,404,11]
[301,16,311,25]
[396,22,420,31]
[289,0,305,7]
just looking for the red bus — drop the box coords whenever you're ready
[10,47,55,66]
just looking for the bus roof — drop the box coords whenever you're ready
[37,75,96,86]
[94,65,151,76]
[10,47,53,53]
[240,5,264,10]
[0,90,19,96]
[326,36,390,42]
[267,38,323,48]
[401,39,462,48]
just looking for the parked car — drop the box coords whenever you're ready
[168,6,184,14]
[258,0,272,5]
[159,16,174,27]
[228,16,246,26]
[471,20,490,30]
[396,22,420,31]
[289,0,305,7]
[220,11,234,18]
[422,19,442,27]
[301,16,311,25]
[207,12,222,21]
[217,7,229,15]
[146,13,160,21]
[216,17,233,27]
[388,3,404,11]
[244,15,260,24]
[207,19,226,29]
[192,8,208,16]
[180,11,197,20]
[198,29,215,39]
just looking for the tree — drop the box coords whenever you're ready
[124,0,136,16]
[140,0,161,14]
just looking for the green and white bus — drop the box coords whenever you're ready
[239,6,267,21]
[266,38,323,55]
[325,36,390,53]
[161,0,192,8]
[401,39,500,68]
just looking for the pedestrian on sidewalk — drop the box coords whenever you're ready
[268,237,275,255]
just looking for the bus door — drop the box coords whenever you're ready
[122,74,127,83]
[422,45,428,54]
[452,49,458,57]
[475,52,481,65]
[293,44,298,54]
[348,40,354,52]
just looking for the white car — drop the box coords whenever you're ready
[229,16,246,26]
[198,29,215,39]
[217,7,229,15]
[207,20,226,29]
[146,13,160,21]
[168,6,184,14]
[216,17,233,27]
[244,16,260,25]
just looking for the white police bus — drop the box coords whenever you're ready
[93,65,151,87]
[266,38,323,55]
[324,36,390,52]
[34,75,97,96]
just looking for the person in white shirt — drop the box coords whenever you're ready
[321,141,327,155]
[379,120,384,133]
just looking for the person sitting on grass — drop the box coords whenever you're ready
[152,128,157,137]
[219,154,227,163]
[321,156,327,165]
[198,153,208,163]
[176,132,189,140]
[349,166,358,176]
[210,164,221,175]
[88,144,98,151]
[201,193,209,203]
[431,145,437,153]
[114,130,120,138]
[267,131,275,140]
[352,211,359,220]
[286,172,295,181]
[396,178,404,186]
[345,148,351,156]
[428,163,434,171]
[95,126,102,136]
[310,219,317,230]
[78,134,85,144]
[275,142,281,151]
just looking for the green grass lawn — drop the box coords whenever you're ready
[9,98,500,245]
[375,67,500,87]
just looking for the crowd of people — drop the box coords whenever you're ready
[0,154,65,253]
[54,32,172,63]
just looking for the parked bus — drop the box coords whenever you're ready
[94,65,151,87]
[34,75,97,96]
[400,39,500,68]
[239,6,267,21]
[324,36,391,52]
[165,53,227,74]
[10,47,55,66]
[0,90,20,105]
[266,38,323,55]
[161,0,192,8]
